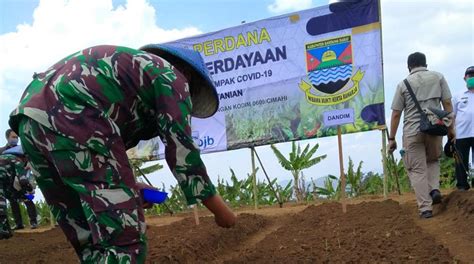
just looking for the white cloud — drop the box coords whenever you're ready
[0,0,204,202]
[0,0,202,143]
[268,0,313,13]
[381,0,473,98]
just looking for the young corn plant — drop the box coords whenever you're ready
[7,200,54,227]
[7,202,28,227]
[217,168,286,207]
[36,200,55,226]
[276,179,293,203]
[346,157,363,197]
[439,153,456,189]
[386,157,411,193]
[360,172,384,195]
[263,178,290,204]
[218,168,254,207]
[314,174,341,200]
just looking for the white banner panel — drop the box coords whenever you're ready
[128,0,385,160]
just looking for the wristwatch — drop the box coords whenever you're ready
[388,137,395,141]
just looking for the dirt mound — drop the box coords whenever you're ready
[438,190,474,221]
[227,200,452,263]
[0,227,75,263]
[147,213,268,263]
[429,190,474,262]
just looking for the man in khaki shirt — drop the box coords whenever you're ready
[388,52,454,218]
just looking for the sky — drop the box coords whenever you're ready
[0,0,473,200]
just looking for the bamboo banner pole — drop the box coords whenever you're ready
[50,209,55,228]
[250,147,258,210]
[337,126,347,213]
[193,205,200,226]
[381,129,388,199]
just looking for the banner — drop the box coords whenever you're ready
[128,0,385,160]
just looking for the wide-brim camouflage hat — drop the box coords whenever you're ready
[140,44,218,118]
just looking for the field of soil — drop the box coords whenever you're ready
[1,190,473,263]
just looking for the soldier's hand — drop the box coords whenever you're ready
[135,182,157,209]
[214,210,237,228]
[202,195,236,228]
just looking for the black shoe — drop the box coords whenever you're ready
[420,210,433,219]
[0,230,12,240]
[430,189,442,205]
[12,225,24,230]
[30,223,38,229]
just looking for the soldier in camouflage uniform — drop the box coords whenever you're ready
[0,152,29,239]
[1,130,38,230]
[9,45,235,263]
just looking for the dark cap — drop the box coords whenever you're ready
[465,66,474,76]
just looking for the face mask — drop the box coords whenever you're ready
[466,77,474,89]
[8,138,18,146]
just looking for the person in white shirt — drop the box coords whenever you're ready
[452,66,474,190]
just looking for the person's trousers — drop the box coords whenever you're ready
[19,117,147,264]
[0,182,11,234]
[455,137,474,190]
[402,133,442,213]
[9,196,38,226]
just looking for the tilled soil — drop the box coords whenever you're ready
[417,190,474,262]
[1,191,472,263]
[0,227,75,263]
[225,200,452,263]
[147,214,268,263]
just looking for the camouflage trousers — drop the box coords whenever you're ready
[19,117,147,263]
[0,178,12,238]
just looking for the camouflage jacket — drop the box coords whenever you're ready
[9,45,216,204]
[0,154,27,192]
